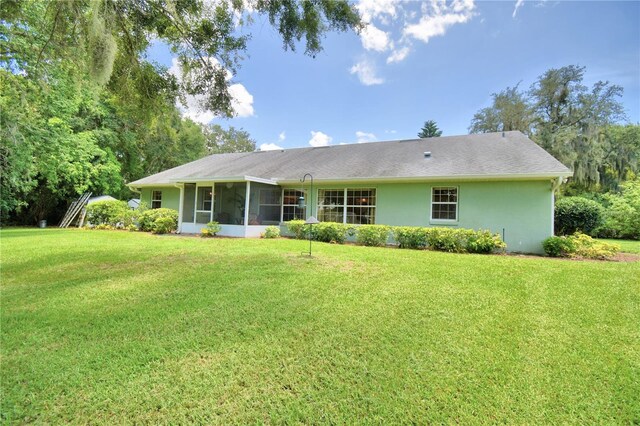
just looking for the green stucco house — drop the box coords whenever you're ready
[128,131,572,253]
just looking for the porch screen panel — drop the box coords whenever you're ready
[195,186,213,224]
[182,184,195,222]
[214,182,247,224]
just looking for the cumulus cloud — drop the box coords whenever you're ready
[403,0,476,44]
[278,131,286,141]
[360,24,391,52]
[169,57,255,124]
[386,46,411,64]
[350,59,384,86]
[512,0,524,18]
[308,131,332,147]
[356,131,377,143]
[259,143,283,151]
[356,0,398,22]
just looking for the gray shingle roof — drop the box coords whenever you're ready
[129,131,572,186]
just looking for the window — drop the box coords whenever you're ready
[282,189,306,222]
[346,189,376,224]
[151,191,162,209]
[431,187,458,221]
[259,189,281,223]
[317,188,376,224]
[317,189,344,223]
[195,186,213,224]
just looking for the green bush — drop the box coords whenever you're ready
[93,223,116,230]
[555,197,604,236]
[598,179,640,240]
[138,208,178,232]
[544,233,620,259]
[151,216,177,234]
[201,221,221,237]
[543,236,576,257]
[86,200,133,228]
[425,228,473,253]
[355,225,390,247]
[286,220,308,239]
[312,222,353,244]
[393,226,429,249]
[466,229,507,253]
[262,226,280,239]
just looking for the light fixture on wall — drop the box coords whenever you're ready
[225,182,233,189]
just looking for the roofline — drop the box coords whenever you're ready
[129,171,572,189]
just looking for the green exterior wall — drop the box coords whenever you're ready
[142,179,554,253]
[140,187,181,211]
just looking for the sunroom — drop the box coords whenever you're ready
[175,177,306,237]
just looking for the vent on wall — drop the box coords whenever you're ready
[424,151,432,158]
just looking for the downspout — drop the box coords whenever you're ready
[175,183,184,234]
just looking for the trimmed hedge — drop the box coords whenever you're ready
[138,208,178,233]
[555,197,604,236]
[285,221,507,253]
[543,233,620,259]
[85,200,133,228]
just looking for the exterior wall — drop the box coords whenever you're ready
[140,186,181,211]
[284,180,553,254]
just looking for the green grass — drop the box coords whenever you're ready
[597,238,640,254]
[2,229,639,423]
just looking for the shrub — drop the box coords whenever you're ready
[393,226,429,249]
[571,233,620,260]
[555,197,604,236]
[262,226,281,239]
[126,224,138,232]
[543,233,620,259]
[93,223,116,230]
[138,208,178,232]
[286,220,308,239]
[425,227,471,253]
[598,179,640,240]
[151,216,177,234]
[312,222,353,244]
[466,230,507,253]
[86,200,133,228]
[201,221,221,237]
[543,236,576,257]
[355,225,390,247]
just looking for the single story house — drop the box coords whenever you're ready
[128,131,572,253]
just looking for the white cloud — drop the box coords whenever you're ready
[386,46,411,64]
[350,59,384,86]
[512,0,524,18]
[259,143,283,151]
[169,57,255,124]
[360,24,391,52]
[385,129,397,134]
[356,131,377,143]
[356,0,397,22]
[403,0,475,44]
[278,131,286,141]
[308,131,332,147]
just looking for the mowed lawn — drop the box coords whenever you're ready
[1,229,639,424]
[598,238,640,254]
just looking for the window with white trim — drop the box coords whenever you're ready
[282,189,306,222]
[317,188,376,224]
[431,187,458,221]
[151,190,162,209]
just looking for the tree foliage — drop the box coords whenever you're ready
[203,124,256,154]
[418,120,442,138]
[468,65,636,191]
[0,0,362,224]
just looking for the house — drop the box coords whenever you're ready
[128,131,572,253]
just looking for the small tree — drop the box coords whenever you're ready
[418,120,443,138]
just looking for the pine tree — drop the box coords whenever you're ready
[418,120,443,138]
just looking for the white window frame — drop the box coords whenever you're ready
[151,190,162,209]
[345,188,376,225]
[317,188,377,224]
[281,188,306,223]
[430,186,458,222]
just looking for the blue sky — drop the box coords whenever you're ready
[148,0,640,150]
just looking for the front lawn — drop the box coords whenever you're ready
[1,229,639,423]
